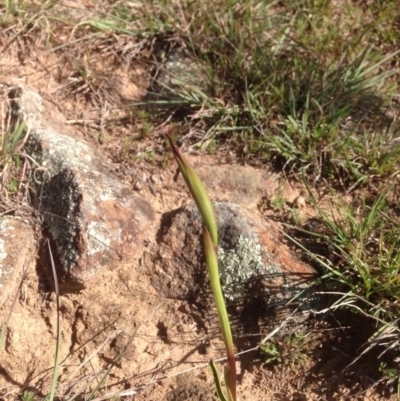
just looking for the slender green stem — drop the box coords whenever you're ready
[166,132,237,400]
[203,227,237,400]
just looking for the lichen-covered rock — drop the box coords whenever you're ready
[150,202,316,328]
[0,217,35,306]
[7,86,155,290]
[153,49,208,98]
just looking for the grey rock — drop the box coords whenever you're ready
[0,217,35,306]
[150,202,316,327]
[7,86,155,290]
[154,49,208,98]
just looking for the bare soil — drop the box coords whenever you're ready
[0,22,397,401]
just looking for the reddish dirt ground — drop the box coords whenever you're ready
[0,26,397,401]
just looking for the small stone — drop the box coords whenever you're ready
[295,195,306,209]
[0,217,36,306]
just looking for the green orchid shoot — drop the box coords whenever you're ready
[165,131,218,246]
[203,227,237,401]
[165,131,237,401]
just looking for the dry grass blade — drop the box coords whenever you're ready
[88,314,298,401]
[87,377,157,401]
[59,332,118,389]
[46,240,61,401]
[85,301,164,401]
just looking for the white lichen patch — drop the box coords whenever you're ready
[87,221,121,255]
[0,238,6,272]
[35,129,93,174]
[98,186,116,202]
[0,219,14,272]
[218,235,279,301]
[19,87,43,130]
[79,172,118,203]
